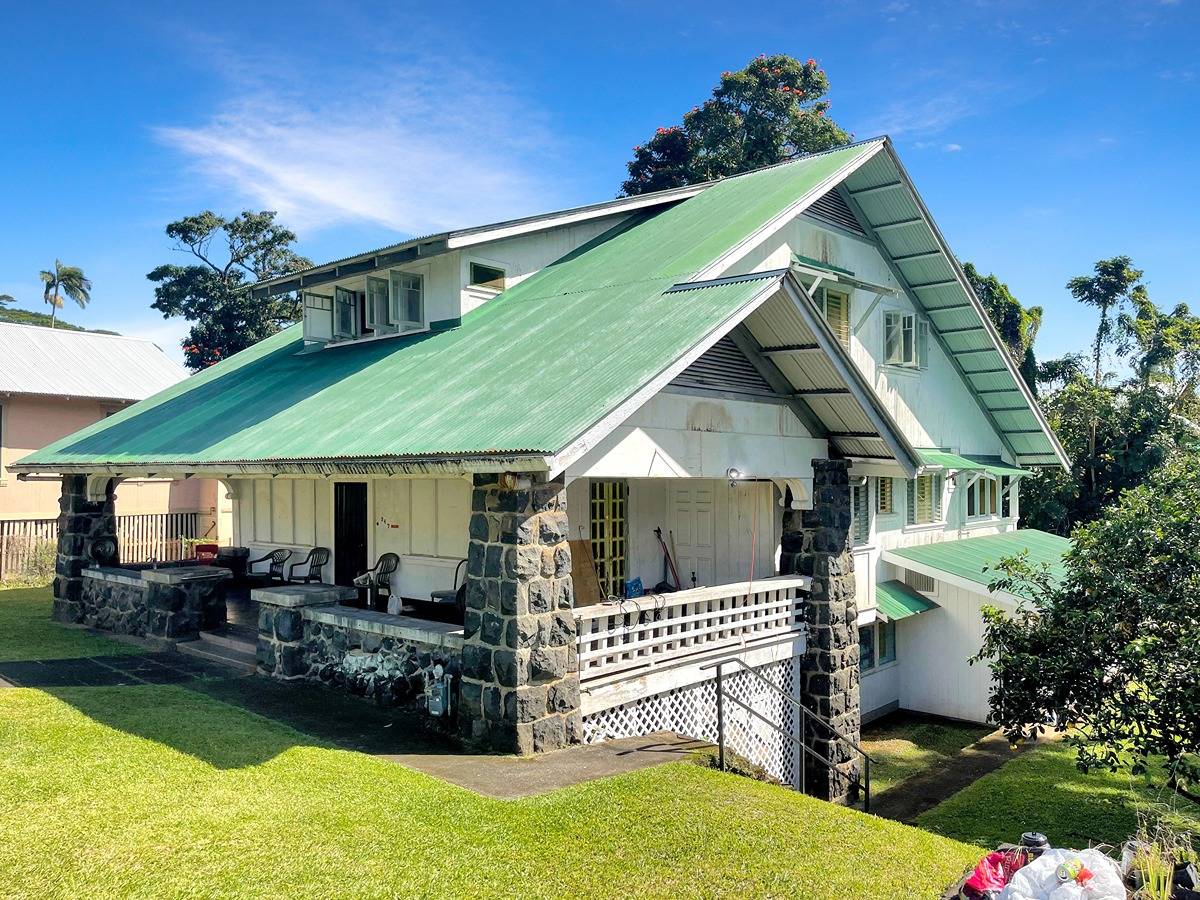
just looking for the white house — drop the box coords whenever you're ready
[12,137,1068,803]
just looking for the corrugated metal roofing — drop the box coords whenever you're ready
[17,143,881,471]
[839,146,1068,468]
[0,322,186,401]
[876,580,938,620]
[886,529,1071,599]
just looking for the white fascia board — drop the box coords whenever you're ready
[694,139,886,282]
[445,185,707,249]
[9,455,552,479]
[545,274,789,480]
[877,141,1070,470]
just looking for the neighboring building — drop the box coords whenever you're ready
[0,323,227,572]
[12,137,1069,799]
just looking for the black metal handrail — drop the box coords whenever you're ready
[700,656,874,813]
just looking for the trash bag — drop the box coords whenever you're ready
[965,850,1025,896]
[1000,848,1125,900]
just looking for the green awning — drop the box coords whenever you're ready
[917,449,1029,478]
[876,580,938,621]
[884,529,1071,600]
[791,253,856,277]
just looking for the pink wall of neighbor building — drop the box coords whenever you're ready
[0,393,226,538]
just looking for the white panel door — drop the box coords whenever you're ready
[669,484,716,588]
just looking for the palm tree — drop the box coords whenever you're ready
[38,260,92,328]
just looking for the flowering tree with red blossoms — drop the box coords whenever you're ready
[620,54,851,196]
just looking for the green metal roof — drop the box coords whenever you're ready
[16,143,878,471]
[885,529,1071,599]
[840,145,1068,469]
[917,449,1029,477]
[876,580,938,620]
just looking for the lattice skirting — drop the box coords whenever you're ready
[582,657,800,786]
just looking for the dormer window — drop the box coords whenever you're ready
[469,262,506,292]
[312,270,426,345]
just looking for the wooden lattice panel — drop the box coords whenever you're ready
[582,657,799,787]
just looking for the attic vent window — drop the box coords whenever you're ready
[469,263,506,292]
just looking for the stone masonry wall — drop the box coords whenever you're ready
[52,475,117,624]
[458,474,581,754]
[779,459,861,804]
[80,574,146,635]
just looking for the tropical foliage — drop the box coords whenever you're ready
[38,260,92,329]
[962,262,1042,394]
[148,211,311,370]
[978,455,1200,799]
[620,54,850,196]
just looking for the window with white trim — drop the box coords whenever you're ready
[817,286,851,347]
[303,292,334,342]
[859,620,898,671]
[858,625,875,672]
[906,473,943,525]
[365,276,390,332]
[966,474,1000,518]
[333,287,358,340]
[884,310,930,369]
[389,270,423,329]
[469,262,506,292]
[851,480,870,546]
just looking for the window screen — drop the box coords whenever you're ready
[333,288,357,339]
[877,620,897,664]
[858,625,875,671]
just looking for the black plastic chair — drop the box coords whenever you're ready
[289,547,330,584]
[247,548,293,584]
[354,552,400,611]
[431,559,468,616]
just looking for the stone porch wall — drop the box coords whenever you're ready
[76,566,229,642]
[256,587,463,721]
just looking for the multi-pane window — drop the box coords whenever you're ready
[877,619,897,665]
[818,287,851,346]
[876,476,894,515]
[303,292,334,342]
[589,480,627,600]
[884,310,930,368]
[333,287,357,339]
[858,625,876,672]
[390,271,423,327]
[966,475,1000,518]
[851,481,870,546]
[469,262,506,292]
[365,276,390,331]
[907,473,944,525]
[859,620,898,671]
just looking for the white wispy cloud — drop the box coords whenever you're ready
[154,49,570,236]
[943,143,963,152]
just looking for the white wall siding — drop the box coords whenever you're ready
[861,662,900,722]
[232,476,470,599]
[898,581,1002,724]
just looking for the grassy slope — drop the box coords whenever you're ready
[0,588,981,898]
[0,587,144,661]
[919,740,1200,849]
[863,715,993,795]
[0,306,116,333]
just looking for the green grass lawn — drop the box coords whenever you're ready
[0,587,982,898]
[919,739,1200,850]
[862,713,993,795]
[0,586,145,662]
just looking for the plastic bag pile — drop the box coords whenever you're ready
[999,849,1125,900]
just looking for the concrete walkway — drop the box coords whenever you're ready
[386,732,708,799]
[870,728,1044,823]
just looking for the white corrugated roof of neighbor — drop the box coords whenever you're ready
[0,321,187,402]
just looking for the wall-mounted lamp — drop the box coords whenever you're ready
[726,467,744,487]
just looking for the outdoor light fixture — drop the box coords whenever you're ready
[726,467,743,486]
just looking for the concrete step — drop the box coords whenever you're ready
[177,636,257,673]
[199,624,257,652]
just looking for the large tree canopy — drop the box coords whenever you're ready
[978,454,1200,797]
[148,211,311,370]
[963,262,1042,395]
[620,54,850,196]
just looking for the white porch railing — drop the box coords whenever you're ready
[575,574,811,684]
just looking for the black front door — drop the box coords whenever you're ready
[333,482,369,588]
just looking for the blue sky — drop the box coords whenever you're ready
[1,1,1197,365]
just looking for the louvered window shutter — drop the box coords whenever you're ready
[906,478,917,524]
[933,474,944,521]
